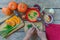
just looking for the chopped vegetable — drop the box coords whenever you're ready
[27,24,32,29]
[5,16,21,26]
[44,15,51,22]
[28,14,33,19]
[5,20,16,26]
[33,12,37,16]
[4,25,13,30]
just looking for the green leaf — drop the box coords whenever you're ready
[27,24,32,29]
[28,14,33,19]
[33,12,37,16]
[0,25,13,37]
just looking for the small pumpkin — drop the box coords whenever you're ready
[2,7,12,16]
[18,2,28,13]
[8,1,18,10]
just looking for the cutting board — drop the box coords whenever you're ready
[24,21,45,32]
[0,14,24,38]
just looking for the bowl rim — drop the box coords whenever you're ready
[44,14,53,24]
[26,8,41,22]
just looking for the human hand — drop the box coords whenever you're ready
[36,28,47,40]
[23,27,35,40]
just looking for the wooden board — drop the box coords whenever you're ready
[0,14,24,38]
[0,10,13,22]
[24,21,45,32]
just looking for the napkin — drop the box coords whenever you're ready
[46,24,60,40]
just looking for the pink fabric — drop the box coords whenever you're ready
[46,24,60,40]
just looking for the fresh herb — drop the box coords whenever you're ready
[37,26,40,28]
[4,25,13,30]
[0,25,13,37]
[33,12,37,16]
[27,24,32,29]
[28,14,33,19]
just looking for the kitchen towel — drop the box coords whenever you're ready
[46,24,60,40]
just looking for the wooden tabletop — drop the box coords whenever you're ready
[0,0,60,40]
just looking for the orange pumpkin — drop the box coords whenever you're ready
[8,1,18,10]
[18,2,28,13]
[2,7,12,16]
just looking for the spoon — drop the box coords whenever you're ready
[37,8,45,21]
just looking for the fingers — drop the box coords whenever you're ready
[27,27,35,34]
[26,27,35,38]
[35,27,43,35]
[31,27,35,33]
[29,27,35,33]
[35,27,40,32]
[28,27,35,32]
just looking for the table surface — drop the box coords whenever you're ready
[0,0,60,40]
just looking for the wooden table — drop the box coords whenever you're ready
[0,0,60,40]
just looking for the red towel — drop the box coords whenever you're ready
[46,24,60,40]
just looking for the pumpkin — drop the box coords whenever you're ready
[8,1,18,10]
[18,2,28,13]
[2,7,12,16]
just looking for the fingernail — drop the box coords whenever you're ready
[33,27,36,29]
[31,27,36,31]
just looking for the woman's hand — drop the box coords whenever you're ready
[23,27,35,40]
[36,28,47,40]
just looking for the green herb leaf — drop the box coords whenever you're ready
[28,14,33,19]
[27,24,32,29]
[33,12,37,16]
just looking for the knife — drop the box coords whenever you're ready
[13,10,25,23]
[13,10,22,19]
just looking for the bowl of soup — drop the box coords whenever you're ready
[44,14,53,24]
[26,8,41,22]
